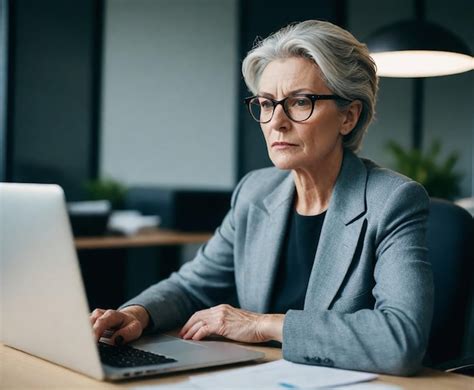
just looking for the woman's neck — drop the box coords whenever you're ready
[292,148,344,216]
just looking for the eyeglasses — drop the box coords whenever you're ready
[244,94,351,123]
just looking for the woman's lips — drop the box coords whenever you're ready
[271,142,298,150]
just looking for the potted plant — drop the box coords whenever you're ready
[84,178,127,210]
[67,178,127,236]
[386,139,463,200]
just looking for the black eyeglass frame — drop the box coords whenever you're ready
[244,94,351,123]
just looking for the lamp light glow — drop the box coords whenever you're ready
[371,51,474,78]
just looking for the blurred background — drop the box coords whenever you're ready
[0,0,472,360]
[1,0,472,199]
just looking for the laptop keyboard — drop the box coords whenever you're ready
[98,342,177,368]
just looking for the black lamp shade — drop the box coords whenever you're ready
[366,20,473,77]
[367,20,471,54]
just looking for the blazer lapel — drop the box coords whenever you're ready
[243,173,294,313]
[304,151,368,310]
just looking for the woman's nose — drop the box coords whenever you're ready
[269,104,291,131]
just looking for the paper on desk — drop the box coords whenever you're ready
[108,210,161,236]
[335,383,402,390]
[133,382,198,389]
[134,380,399,390]
[188,359,377,389]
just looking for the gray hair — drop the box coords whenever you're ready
[242,20,378,152]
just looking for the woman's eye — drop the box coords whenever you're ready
[260,100,273,109]
[294,98,310,107]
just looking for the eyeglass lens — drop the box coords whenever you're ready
[249,96,314,123]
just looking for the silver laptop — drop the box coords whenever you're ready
[0,183,264,381]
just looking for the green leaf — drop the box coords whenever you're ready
[385,139,463,200]
[83,178,127,209]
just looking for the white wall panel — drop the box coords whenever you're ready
[101,0,237,189]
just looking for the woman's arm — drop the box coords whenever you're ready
[117,171,253,333]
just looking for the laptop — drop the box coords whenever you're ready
[0,183,264,381]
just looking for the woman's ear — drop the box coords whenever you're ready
[340,100,362,136]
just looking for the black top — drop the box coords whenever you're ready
[270,208,326,314]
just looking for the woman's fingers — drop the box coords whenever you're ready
[181,320,208,340]
[190,323,212,341]
[92,309,125,341]
[90,308,146,345]
[111,318,143,346]
[180,305,271,343]
[179,310,206,337]
[179,307,227,339]
[89,308,106,326]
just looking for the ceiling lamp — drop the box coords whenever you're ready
[366,20,473,78]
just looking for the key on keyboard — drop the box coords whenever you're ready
[98,342,177,368]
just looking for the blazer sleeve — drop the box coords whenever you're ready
[282,181,434,376]
[119,172,251,333]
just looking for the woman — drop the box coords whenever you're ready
[91,20,433,376]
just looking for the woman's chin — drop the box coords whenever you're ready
[270,157,299,171]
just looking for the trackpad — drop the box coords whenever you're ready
[131,335,210,359]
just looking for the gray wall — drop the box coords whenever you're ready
[0,0,4,339]
[0,0,7,181]
[348,0,474,198]
[6,0,101,200]
[100,0,237,190]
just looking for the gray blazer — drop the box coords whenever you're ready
[123,150,434,376]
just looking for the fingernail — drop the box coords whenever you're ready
[115,335,124,346]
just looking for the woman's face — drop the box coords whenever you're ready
[257,57,355,172]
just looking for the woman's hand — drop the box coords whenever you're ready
[90,305,150,345]
[179,304,284,343]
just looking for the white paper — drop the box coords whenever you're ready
[67,200,111,214]
[131,378,399,390]
[108,210,161,235]
[133,382,199,390]
[189,359,377,389]
[335,384,402,390]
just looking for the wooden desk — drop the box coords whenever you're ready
[75,228,213,250]
[1,342,472,389]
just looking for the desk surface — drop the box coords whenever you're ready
[1,342,472,389]
[75,228,212,250]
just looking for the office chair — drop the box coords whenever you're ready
[425,198,474,375]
